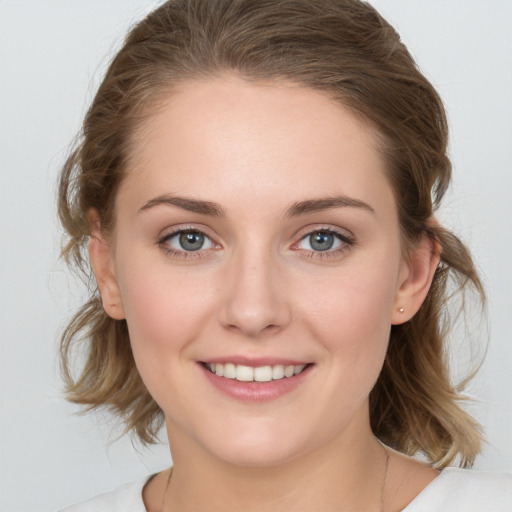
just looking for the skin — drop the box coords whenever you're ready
[90,76,439,511]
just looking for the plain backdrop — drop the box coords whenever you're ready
[1,1,511,511]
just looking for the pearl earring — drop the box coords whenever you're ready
[398,307,404,313]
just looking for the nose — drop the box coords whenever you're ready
[219,247,292,339]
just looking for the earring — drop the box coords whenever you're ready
[398,307,404,313]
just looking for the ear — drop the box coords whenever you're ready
[391,230,440,325]
[88,209,126,320]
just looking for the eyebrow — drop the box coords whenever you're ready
[138,194,374,217]
[139,195,226,216]
[284,196,375,217]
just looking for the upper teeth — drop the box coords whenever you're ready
[207,363,306,382]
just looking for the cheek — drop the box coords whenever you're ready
[301,253,400,375]
[115,256,215,367]
[114,261,222,416]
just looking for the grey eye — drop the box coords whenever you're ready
[179,231,205,251]
[299,230,343,252]
[309,231,334,251]
[165,230,214,252]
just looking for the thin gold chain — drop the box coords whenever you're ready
[381,448,390,512]
[160,468,173,512]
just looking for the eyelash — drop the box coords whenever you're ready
[293,227,355,260]
[157,226,355,260]
[158,226,219,260]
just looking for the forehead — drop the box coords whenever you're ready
[121,76,393,215]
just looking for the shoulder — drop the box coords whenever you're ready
[59,476,150,512]
[404,467,512,511]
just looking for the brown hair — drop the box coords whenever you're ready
[58,0,484,466]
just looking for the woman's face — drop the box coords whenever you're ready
[100,76,412,466]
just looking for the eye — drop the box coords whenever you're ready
[162,229,215,252]
[300,231,339,251]
[296,229,353,253]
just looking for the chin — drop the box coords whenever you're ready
[197,420,313,468]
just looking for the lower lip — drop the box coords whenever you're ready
[200,364,312,403]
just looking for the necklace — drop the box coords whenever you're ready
[380,447,390,511]
[160,447,390,511]
[160,468,173,512]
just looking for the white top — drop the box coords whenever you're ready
[60,467,512,511]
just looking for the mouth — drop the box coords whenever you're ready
[202,362,310,382]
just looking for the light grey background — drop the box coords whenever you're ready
[1,1,511,511]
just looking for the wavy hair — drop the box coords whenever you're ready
[58,0,484,466]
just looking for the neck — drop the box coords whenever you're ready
[164,420,388,512]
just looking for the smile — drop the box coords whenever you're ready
[204,362,308,382]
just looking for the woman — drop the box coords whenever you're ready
[58,0,512,510]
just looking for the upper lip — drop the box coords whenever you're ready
[200,356,311,367]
